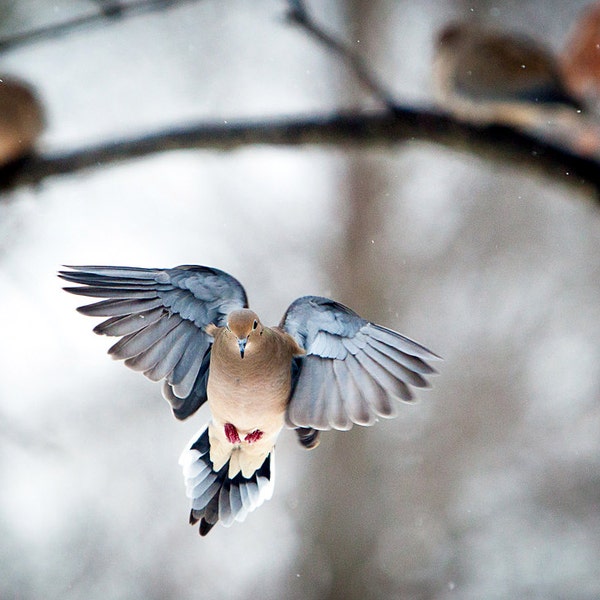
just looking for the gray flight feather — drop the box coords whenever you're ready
[93,307,165,336]
[59,265,248,418]
[281,295,440,431]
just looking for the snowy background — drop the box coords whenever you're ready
[1,1,599,599]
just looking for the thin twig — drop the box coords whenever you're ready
[2,108,599,199]
[285,0,398,111]
[0,0,201,52]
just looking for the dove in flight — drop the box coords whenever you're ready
[60,265,439,536]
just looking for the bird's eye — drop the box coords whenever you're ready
[252,320,258,330]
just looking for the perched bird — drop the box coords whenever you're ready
[432,23,583,126]
[432,23,600,159]
[59,265,439,536]
[560,2,600,113]
[0,76,44,167]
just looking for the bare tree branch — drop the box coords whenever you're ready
[285,0,398,111]
[2,1,592,200]
[0,0,201,53]
[2,108,599,200]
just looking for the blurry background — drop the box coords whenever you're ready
[1,1,599,599]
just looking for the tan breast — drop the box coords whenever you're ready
[207,326,302,434]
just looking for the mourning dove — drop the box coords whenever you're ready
[433,23,583,127]
[432,23,600,158]
[560,2,600,113]
[60,265,439,536]
[0,77,44,166]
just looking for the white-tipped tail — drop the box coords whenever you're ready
[179,424,275,536]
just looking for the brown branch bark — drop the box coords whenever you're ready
[2,108,599,200]
[1,2,595,201]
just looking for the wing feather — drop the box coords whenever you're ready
[62,286,162,299]
[323,360,352,430]
[143,323,196,381]
[60,265,247,420]
[77,297,165,317]
[362,343,429,389]
[366,336,436,375]
[92,307,165,336]
[345,353,397,418]
[287,356,330,430]
[281,296,439,431]
[108,314,181,360]
[171,335,211,399]
[122,320,192,377]
[332,358,375,426]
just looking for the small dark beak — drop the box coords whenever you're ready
[238,338,247,359]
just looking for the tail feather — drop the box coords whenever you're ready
[179,425,275,536]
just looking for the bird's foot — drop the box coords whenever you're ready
[224,422,241,444]
[244,429,264,444]
[295,427,320,449]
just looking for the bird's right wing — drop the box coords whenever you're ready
[59,265,248,419]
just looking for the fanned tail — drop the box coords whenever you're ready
[178,425,275,536]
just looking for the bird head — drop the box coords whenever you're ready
[226,309,263,358]
[436,23,467,51]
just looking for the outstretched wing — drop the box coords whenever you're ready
[59,265,247,419]
[281,296,440,431]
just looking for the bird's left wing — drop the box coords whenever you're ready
[281,296,439,431]
[59,265,248,419]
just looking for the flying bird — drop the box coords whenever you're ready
[60,265,439,536]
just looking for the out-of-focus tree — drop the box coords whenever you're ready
[1,2,599,600]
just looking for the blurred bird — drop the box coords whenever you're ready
[560,2,600,113]
[433,23,583,125]
[433,23,600,159]
[60,265,439,536]
[0,77,44,167]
